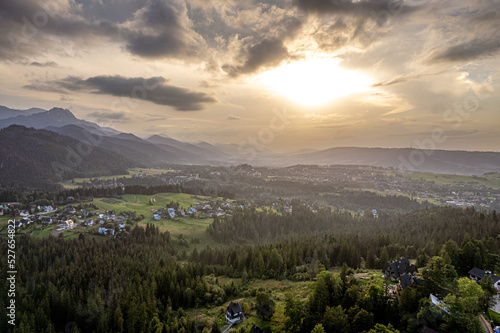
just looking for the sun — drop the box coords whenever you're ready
[257,57,373,107]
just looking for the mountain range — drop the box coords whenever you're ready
[1,105,499,186]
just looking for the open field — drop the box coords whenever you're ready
[59,167,177,188]
[0,215,12,230]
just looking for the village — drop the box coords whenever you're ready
[1,195,298,239]
[73,166,500,212]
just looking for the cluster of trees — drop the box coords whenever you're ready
[0,224,234,333]
[205,206,499,273]
[284,254,493,333]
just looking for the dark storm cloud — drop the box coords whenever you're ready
[26,75,217,111]
[430,38,500,63]
[223,38,290,77]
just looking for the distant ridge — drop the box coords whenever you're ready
[0,105,46,120]
[0,125,133,188]
[0,107,120,136]
[1,105,499,175]
[287,147,500,175]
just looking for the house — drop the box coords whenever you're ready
[249,324,271,333]
[98,227,115,235]
[41,217,53,224]
[84,219,94,227]
[396,272,423,295]
[65,206,76,214]
[383,257,418,280]
[468,267,500,291]
[225,302,244,324]
[188,207,197,214]
[153,214,161,221]
[167,208,176,218]
[106,210,115,216]
[63,219,74,227]
[19,211,30,217]
[430,294,448,314]
[0,208,4,216]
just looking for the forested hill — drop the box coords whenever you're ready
[0,126,133,189]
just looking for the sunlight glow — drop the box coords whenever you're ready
[258,57,373,107]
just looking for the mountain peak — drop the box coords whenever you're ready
[47,107,76,118]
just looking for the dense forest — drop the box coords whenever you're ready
[1,202,500,332]
[0,126,132,189]
[0,225,236,332]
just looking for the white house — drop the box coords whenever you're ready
[98,227,115,235]
[468,267,500,291]
[153,214,161,220]
[225,302,244,324]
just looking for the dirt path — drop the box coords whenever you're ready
[480,314,494,333]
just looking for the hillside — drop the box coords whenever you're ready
[0,105,46,120]
[0,126,134,189]
[287,147,500,175]
[48,125,206,165]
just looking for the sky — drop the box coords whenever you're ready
[0,0,499,152]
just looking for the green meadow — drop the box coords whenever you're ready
[59,167,177,189]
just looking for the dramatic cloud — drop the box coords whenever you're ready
[223,38,290,76]
[26,75,217,111]
[1,0,500,151]
[430,38,500,63]
[294,0,420,18]
[122,0,205,59]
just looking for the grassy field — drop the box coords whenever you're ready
[0,215,12,230]
[92,193,219,216]
[59,167,177,188]
[489,309,500,326]
[0,192,225,248]
[90,193,225,250]
[406,172,500,189]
